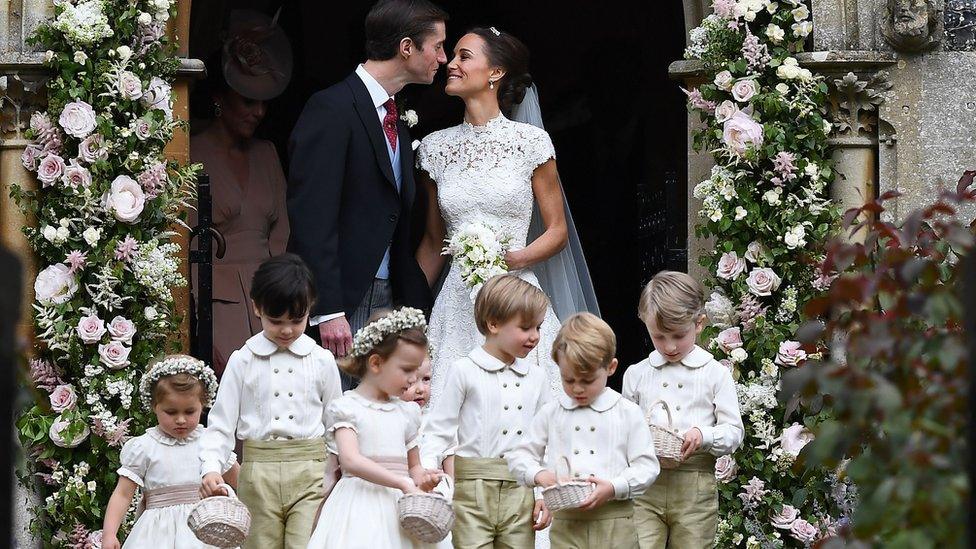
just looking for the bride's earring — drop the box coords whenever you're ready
[489,80,495,90]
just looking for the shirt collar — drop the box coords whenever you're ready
[246,333,316,357]
[347,389,398,411]
[469,347,529,376]
[558,388,621,412]
[148,425,203,446]
[355,64,393,110]
[647,345,713,369]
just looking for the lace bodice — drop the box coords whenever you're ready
[417,114,555,247]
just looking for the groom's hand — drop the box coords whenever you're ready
[319,316,353,357]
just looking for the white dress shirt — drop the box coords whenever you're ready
[505,388,660,500]
[421,347,551,470]
[622,345,744,457]
[200,333,343,475]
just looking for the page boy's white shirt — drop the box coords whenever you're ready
[622,345,744,457]
[505,388,660,500]
[199,333,343,476]
[420,346,550,470]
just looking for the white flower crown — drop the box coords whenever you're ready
[139,355,219,411]
[350,307,428,358]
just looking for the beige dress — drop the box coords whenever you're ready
[190,131,289,376]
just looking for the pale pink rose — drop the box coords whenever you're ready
[142,77,173,120]
[34,263,79,305]
[133,118,152,140]
[62,160,92,188]
[714,454,738,482]
[98,341,132,370]
[49,384,78,412]
[79,134,109,163]
[781,424,815,456]
[58,100,97,138]
[108,315,136,344]
[771,504,800,529]
[744,241,766,263]
[104,175,146,223]
[76,314,106,344]
[713,70,734,91]
[746,267,782,296]
[714,327,743,352]
[716,251,747,280]
[22,144,43,171]
[49,415,89,448]
[731,79,758,102]
[86,530,104,548]
[37,153,66,187]
[714,100,739,123]
[790,518,819,543]
[775,340,807,366]
[117,71,144,101]
[722,111,764,156]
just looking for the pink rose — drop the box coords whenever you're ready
[771,504,799,529]
[22,144,43,171]
[746,267,782,296]
[34,263,79,305]
[76,314,106,344]
[722,111,764,156]
[49,414,89,448]
[714,454,738,482]
[775,340,807,366]
[117,71,144,101]
[49,384,78,412]
[37,153,66,187]
[790,518,819,543]
[716,251,746,280]
[58,100,97,138]
[104,175,146,223]
[714,327,743,353]
[79,134,109,163]
[63,160,92,188]
[98,341,132,370]
[714,100,739,123]
[781,423,815,457]
[134,118,152,140]
[108,315,137,344]
[731,79,758,102]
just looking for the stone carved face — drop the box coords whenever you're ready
[881,0,945,51]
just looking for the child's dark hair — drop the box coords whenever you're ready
[338,309,428,378]
[250,253,316,319]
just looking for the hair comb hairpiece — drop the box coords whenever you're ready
[139,355,219,411]
[490,26,501,36]
[350,307,428,358]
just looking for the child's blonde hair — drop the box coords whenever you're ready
[551,313,616,374]
[338,309,429,378]
[638,271,706,332]
[474,274,550,335]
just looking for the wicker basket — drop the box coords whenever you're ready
[398,477,455,543]
[646,400,685,469]
[541,456,594,512]
[187,483,251,548]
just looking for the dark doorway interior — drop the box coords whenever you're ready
[189,0,687,383]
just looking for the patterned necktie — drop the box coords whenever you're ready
[382,98,398,152]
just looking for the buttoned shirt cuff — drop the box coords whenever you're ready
[611,476,632,500]
[310,312,345,326]
[697,425,714,450]
[525,464,546,488]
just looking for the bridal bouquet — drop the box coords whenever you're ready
[442,222,511,301]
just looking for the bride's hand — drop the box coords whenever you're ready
[504,249,526,270]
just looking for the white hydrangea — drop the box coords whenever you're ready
[53,0,114,47]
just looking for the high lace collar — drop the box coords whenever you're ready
[148,425,204,446]
[462,112,507,134]
[346,389,399,411]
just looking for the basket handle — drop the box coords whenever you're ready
[217,483,237,499]
[646,400,675,430]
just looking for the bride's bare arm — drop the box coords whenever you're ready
[416,173,448,286]
[505,159,568,270]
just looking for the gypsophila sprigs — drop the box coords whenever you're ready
[129,240,185,301]
[138,355,218,411]
[350,307,428,358]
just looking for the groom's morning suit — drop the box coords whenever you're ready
[288,66,431,351]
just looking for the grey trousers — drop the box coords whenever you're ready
[341,278,392,390]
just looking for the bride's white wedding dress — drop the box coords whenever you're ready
[417,113,563,406]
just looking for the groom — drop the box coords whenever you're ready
[288,0,446,375]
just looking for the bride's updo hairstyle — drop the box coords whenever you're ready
[468,27,532,117]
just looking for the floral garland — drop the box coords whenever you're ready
[683,1,851,547]
[12,1,201,545]
[138,355,218,411]
[350,307,428,358]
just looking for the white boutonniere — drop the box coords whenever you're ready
[401,109,419,128]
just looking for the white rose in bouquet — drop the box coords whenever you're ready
[744,241,767,263]
[776,57,802,80]
[59,100,97,138]
[722,111,764,155]
[34,264,78,305]
[746,267,782,296]
[784,224,807,249]
[765,24,785,44]
[142,77,173,119]
[83,227,102,247]
[731,80,758,103]
[98,341,132,370]
[49,414,90,448]
[714,70,733,91]
[76,314,107,344]
[105,175,146,223]
[729,347,748,363]
[118,71,143,101]
[716,251,747,280]
[714,100,739,123]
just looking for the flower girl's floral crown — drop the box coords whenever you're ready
[139,354,219,411]
[350,307,428,358]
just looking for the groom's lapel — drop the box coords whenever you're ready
[346,73,396,186]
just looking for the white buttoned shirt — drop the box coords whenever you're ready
[622,345,744,457]
[200,333,343,476]
[505,388,660,500]
[420,347,551,470]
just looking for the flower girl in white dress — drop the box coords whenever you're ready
[102,355,236,549]
[307,308,444,548]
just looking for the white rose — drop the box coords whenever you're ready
[133,118,152,140]
[765,24,785,44]
[714,100,739,123]
[771,504,800,529]
[105,175,146,223]
[142,77,173,119]
[714,70,733,91]
[792,21,813,38]
[716,251,747,280]
[76,314,107,344]
[108,315,137,344]
[87,481,97,492]
[43,225,59,243]
[83,227,102,247]
[58,101,97,138]
[401,109,419,127]
[34,264,78,306]
[798,67,813,81]
[763,189,782,205]
[731,80,758,103]
[49,415,89,448]
[73,51,88,64]
[37,154,67,187]
[56,227,70,242]
[722,111,764,156]
[49,384,78,412]
[804,162,819,179]
[734,206,747,220]
[715,454,738,482]
[144,306,158,320]
[775,83,790,94]
[98,341,132,370]
[790,519,819,543]
[117,71,143,101]
[746,267,782,297]
[44,50,55,62]
[792,5,809,21]
[823,119,832,134]
[745,241,766,263]
[116,46,132,61]
[137,11,152,25]
[729,347,748,363]
[744,9,756,21]
[784,225,807,249]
